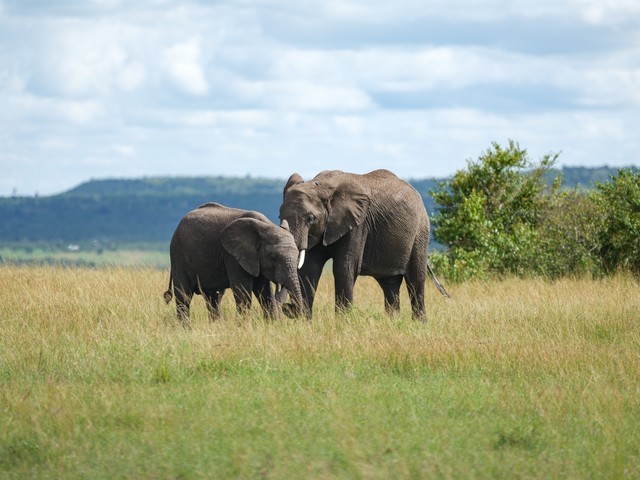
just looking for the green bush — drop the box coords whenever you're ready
[597,169,640,275]
[429,141,640,280]
[431,140,558,280]
[534,189,605,278]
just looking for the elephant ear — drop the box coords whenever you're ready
[283,173,304,199]
[324,178,371,246]
[221,218,263,277]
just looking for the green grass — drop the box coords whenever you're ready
[1,266,639,478]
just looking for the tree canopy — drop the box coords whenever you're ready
[430,140,639,280]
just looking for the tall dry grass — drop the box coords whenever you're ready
[0,265,638,478]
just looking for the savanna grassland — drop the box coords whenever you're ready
[1,266,639,479]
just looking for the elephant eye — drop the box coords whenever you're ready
[306,214,317,225]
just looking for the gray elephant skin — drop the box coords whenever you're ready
[164,202,304,325]
[279,169,449,320]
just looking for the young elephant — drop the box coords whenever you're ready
[164,203,304,325]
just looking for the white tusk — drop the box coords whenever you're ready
[297,249,306,269]
[276,283,282,294]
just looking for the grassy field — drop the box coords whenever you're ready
[0,245,168,268]
[0,266,638,479]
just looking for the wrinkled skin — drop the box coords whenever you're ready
[164,203,304,326]
[279,169,448,320]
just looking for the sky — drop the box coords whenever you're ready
[1,0,639,196]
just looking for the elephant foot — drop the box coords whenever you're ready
[413,312,428,323]
[282,302,310,320]
[282,302,298,319]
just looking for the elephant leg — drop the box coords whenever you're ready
[333,235,364,314]
[297,247,329,315]
[204,290,224,322]
[174,286,193,327]
[224,257,255,317]
[333,261,357,314]
[253,276,275,320]
[407,281,426,321]
[405,248,427,321]
[230,277,254,317]
[232,285,252,316]
[376,275,403,316]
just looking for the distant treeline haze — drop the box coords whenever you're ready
[0,166,625,245]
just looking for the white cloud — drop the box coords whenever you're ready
[116,61,146,92]
[575,50,640,107]
[263,82,374,112]
[0,0,639,196]
[580,0,640,24]
[41,21,147,96]
[4,91,104,124]
[111,144,136,156]
[301,0,640,23]
[162,38,209,96]
[271,45,640,112]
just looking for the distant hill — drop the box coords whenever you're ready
[0,167,632,246]
[546,166,632,188]
[0,177,286,246]
[62,176,284,197]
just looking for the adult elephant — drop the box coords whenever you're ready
[164,203,304,326]
[279,169,449,320]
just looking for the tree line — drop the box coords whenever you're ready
[1,156,637,280]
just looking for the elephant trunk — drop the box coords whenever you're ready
[275,283,288,304]
[282,262,307,319]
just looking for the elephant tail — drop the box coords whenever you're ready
[163,272,173,304]
[427,261,451,298]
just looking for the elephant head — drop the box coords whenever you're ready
[220,217,305,316]
[279,172,371,263]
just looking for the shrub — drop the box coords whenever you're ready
[597,169,640,275]
[431,140,558,279]
[534,189,605,278]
